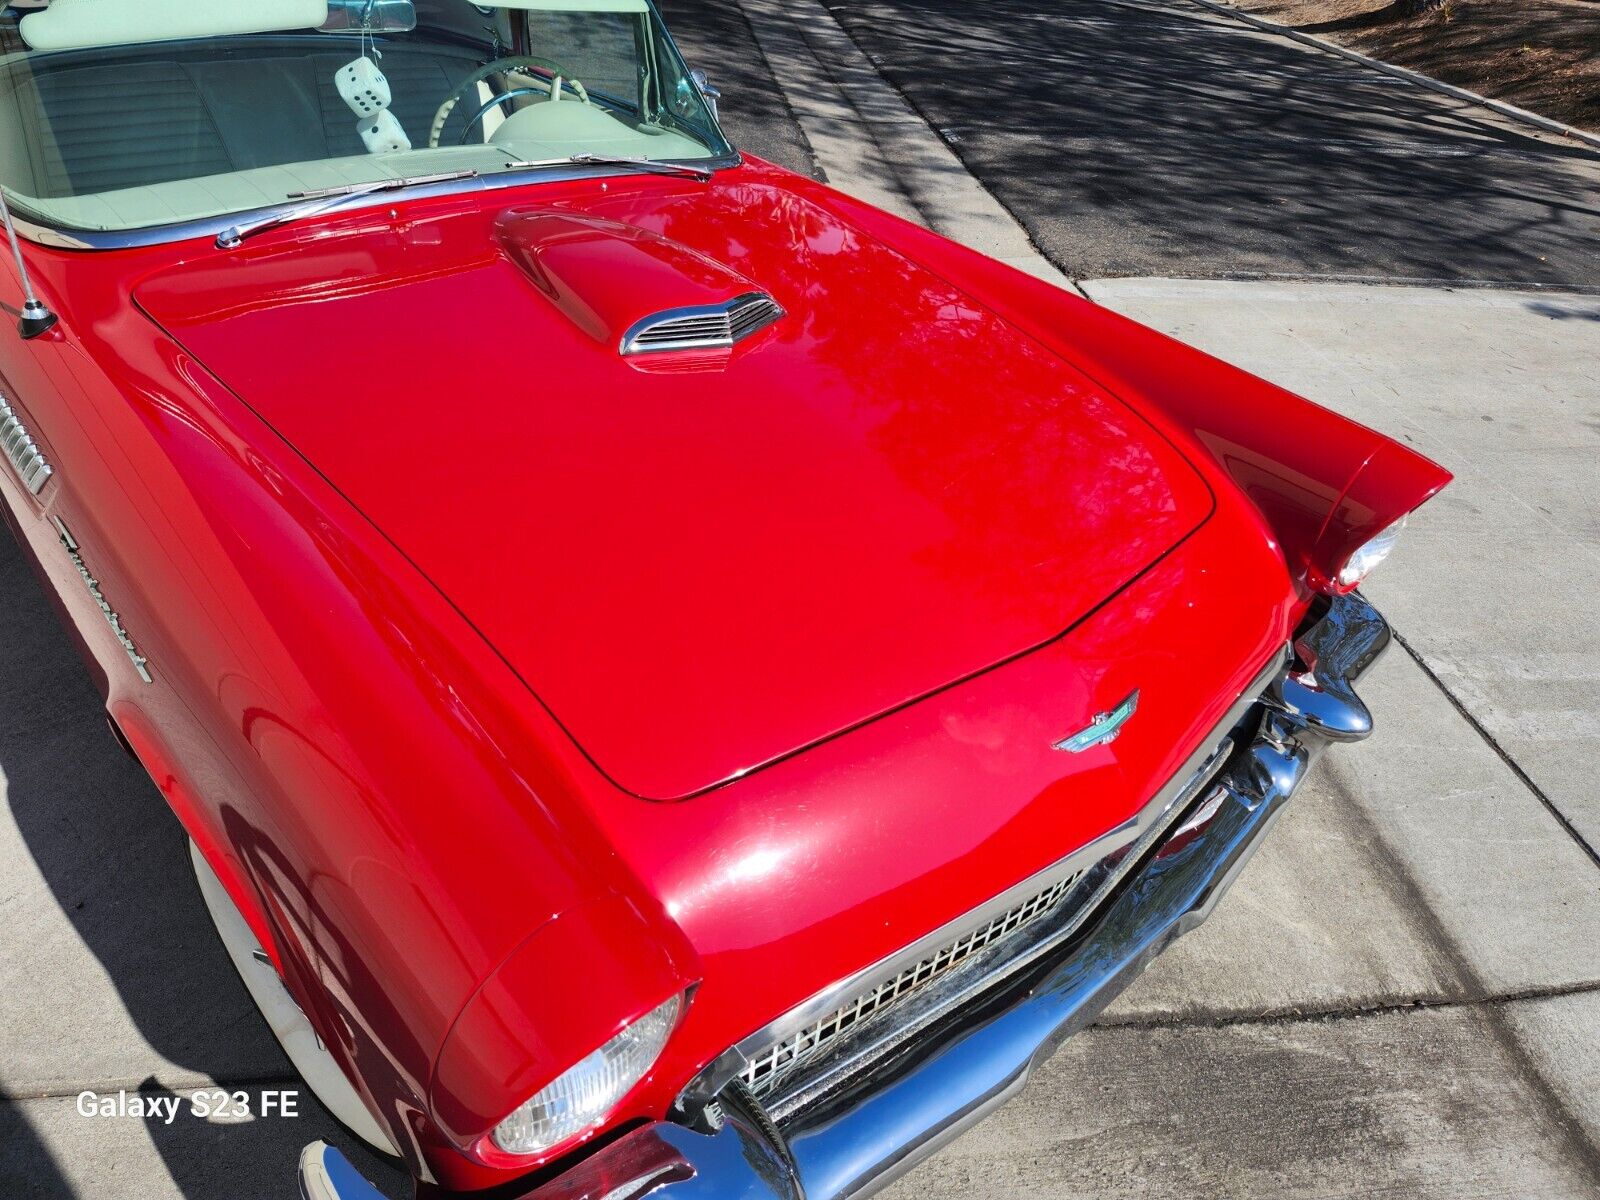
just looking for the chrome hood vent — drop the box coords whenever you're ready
[495,209,784,362]
[0,394,52,495]
[622,292,784,356]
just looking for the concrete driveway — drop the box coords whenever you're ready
[4,3,1599,1197]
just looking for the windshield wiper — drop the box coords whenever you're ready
[215,170,480,250]
[504,153,714,182]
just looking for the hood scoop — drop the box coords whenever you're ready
[496,208,782,356]
[622,292,784,356]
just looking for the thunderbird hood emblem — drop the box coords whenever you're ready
[1054,690,1140,753]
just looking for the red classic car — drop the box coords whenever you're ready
[0,2,1449,1197]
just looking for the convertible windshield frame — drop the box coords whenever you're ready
[9,151,742,251]
[0,0,739,251]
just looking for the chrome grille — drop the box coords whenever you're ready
[0,394,53,495]
[691,654,1287,1121]
[740,869,1086,1099]
[622,292,783,355]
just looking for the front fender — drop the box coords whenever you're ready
[784,171,1451,593]
[429,892,697,1159]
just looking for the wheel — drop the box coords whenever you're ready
[189,841,399,1156]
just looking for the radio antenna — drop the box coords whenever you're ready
[0,187,57,340]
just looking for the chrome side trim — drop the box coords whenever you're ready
[0,394,54,495]
[52,517,153,684]
[7,155,744,253]
[620,292,784,356]
[511,591,1392,1200]
[684,644,1288,1104]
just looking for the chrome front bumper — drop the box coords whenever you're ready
[305,592,1390,1200]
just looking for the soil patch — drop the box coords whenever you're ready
[1223,0,1600,131]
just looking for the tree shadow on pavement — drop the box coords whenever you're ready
[0,530,403,1199]
[831,0,1600,283]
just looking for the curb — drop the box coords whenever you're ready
[731,0,1075,288]
[1185,0,1600,154]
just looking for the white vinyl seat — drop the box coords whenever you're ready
[0,44,484,201]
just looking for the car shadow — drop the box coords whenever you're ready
[0,529,405,1198]
[1525,299,1600,322]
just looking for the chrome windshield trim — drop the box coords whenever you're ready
[215,169,482,250]
[682,643,1291,1104]
[8,154,744,253]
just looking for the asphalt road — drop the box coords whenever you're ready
[823,0,1600,283]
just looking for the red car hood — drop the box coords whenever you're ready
[135,174,1212,800]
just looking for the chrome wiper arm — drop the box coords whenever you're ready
[569,153,713,181]
[504,154,713,182]
[214,170,480,250]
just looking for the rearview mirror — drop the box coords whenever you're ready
[319,0,418,34]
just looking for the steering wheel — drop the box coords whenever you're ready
[430,56,592,149]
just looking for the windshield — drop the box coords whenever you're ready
[0,0,732,236]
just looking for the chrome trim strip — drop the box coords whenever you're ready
[0,394,54,496]
[684,644,1289,1104]
[7,155,744,253]
[52,517,153,684]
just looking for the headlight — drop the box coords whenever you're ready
[491,994,682,1156]
[1336,516,1405,591]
